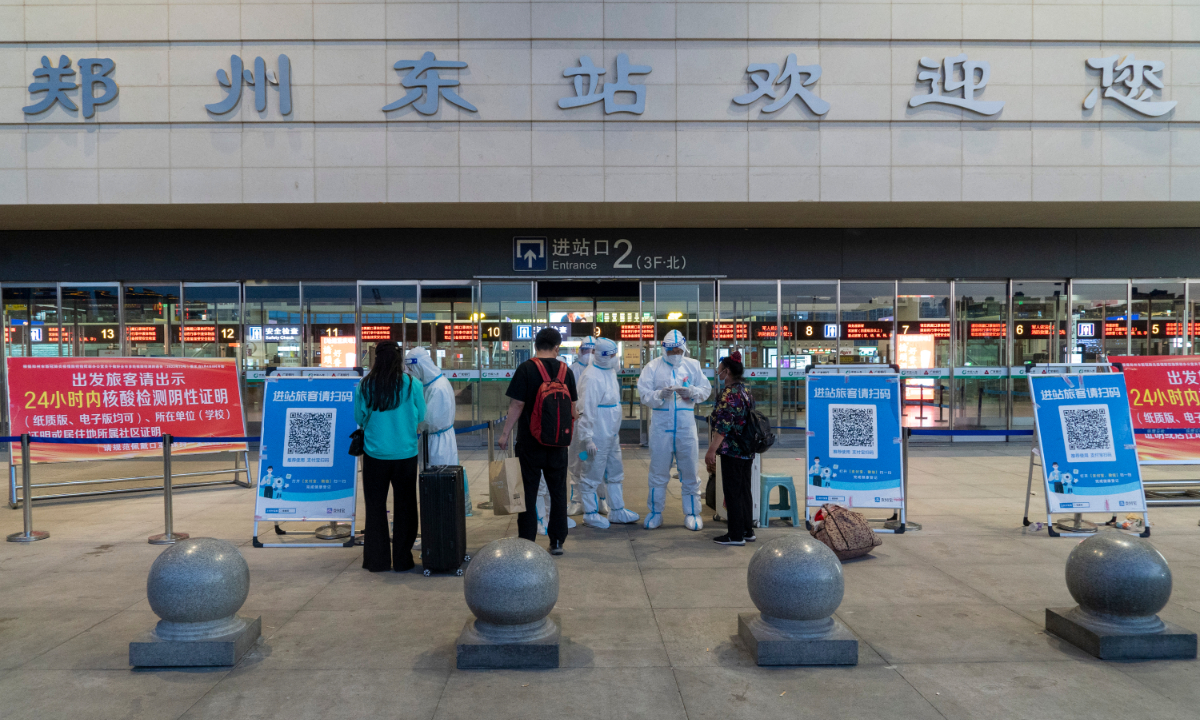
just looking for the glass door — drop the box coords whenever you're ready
[420,283,479,428]
[1131,280,1185,356]
[590,282,644,423]
[1011,280,1068,426]
[1070,281,1129,362]
[181,283,241,360]
[60,284,120,357]
[301,284,357,369]
[898,281,950,429]
[480,282,533,423]
[717,281,778,425]
[656,281,718,419]
[781,281,837,434]
[954,281,1008,430]
[840,282,895,366]
[242,283,300,431]
[124,285,180,357]
[358,282,418,366]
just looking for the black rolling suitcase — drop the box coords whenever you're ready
[418,464,469,576]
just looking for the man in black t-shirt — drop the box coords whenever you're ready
[499,328,578,555]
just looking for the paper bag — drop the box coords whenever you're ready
[489,455,526,515]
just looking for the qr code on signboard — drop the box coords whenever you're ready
[1058,404,1116,463]
[283,408,336,467]
[829,404,878,459]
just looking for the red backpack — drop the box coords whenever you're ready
[529,358,574,447]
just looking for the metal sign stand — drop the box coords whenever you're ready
[6,435,49,543]
[804,367,913,535]
[1023,410,1151,539]
[255,367,364,549]
[148,435,190,545]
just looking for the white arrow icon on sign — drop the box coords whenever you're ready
[523,249,537,268]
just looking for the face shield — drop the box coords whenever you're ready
[661,329,688,363]
[592,338,619,370]
[404,347,440,384]
[576,335,596,365]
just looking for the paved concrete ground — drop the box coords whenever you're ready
[2,443,1200,720]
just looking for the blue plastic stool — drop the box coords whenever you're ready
[759,475,801,528]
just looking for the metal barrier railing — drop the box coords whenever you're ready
[3,433,259,544]
[7,434,252,507]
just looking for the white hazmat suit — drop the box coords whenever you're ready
[637,330,712,530]
[577,338,640,528]
[405,347,468,516]
[566,336,605,515]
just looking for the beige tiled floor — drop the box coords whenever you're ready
[2,442,1199,720]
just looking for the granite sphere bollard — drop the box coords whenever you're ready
[129,538,262,667]
[738,535,858,665]
[457,537,561,668]
[1046,531,1196,660]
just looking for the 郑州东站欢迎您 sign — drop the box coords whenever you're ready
[18,52,1180,121]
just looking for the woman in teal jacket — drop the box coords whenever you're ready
[355,341,426,572]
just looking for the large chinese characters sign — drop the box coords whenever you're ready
[1110,356,1200,462]
[6,357,246,463]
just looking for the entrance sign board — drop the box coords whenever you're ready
[255,376,360,523]
[805,373,904,510]
[1110,356,1200,464]
[5,357,246,463]
[1029,373,1145,514]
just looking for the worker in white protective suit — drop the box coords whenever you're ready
[536,473,576,535]
[564,336,606,516]
[637,329,713,530]
[577,337,640,528]
[405,347,468,516]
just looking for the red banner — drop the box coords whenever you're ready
[1110,356,1200,462]
[6,357,246,463]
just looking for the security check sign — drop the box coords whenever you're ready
[255,376,360,522]
[1030,373,1146,514]
[514,237,547,271]
[806,374,904,509]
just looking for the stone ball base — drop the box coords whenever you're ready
[130,615,261,667]
[737,612,858,666]
[456,617,560,669]
[1045,607,1197,661]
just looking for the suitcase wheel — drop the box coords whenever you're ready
[464,554,471,562]
[456,568,464,576]
[423,569,431,577]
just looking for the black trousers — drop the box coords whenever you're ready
[516,442,569,545]
[362,453,419,571]
[721,454,755,540]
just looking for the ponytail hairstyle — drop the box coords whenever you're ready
[719,350,745,380]
[362,341,410,411]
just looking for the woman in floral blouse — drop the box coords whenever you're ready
[705,351,755,546]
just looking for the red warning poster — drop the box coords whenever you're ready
[1110,356,1200,463]
[6,357,246,463]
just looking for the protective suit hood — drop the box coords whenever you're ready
[592,337,619,370]
[574,336,596,368]
[404,347,443,386]
[661,329,689,364]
